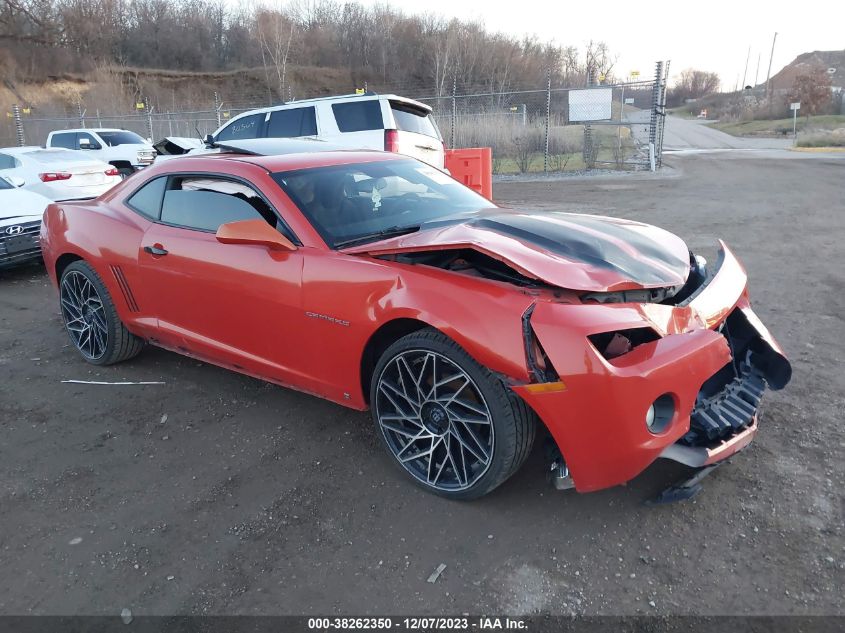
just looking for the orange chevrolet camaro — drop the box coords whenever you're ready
[41,140,791,502]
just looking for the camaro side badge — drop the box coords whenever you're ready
[305,311,350,327]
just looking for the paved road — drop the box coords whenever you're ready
[662,117,793,150]
[1,153,843,616]
[625,111,793,151]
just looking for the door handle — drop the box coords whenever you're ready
[144,245,168,256]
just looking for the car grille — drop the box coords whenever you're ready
[0,220,42,267]
[683,355,766,446]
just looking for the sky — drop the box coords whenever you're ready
[338,0,845,89]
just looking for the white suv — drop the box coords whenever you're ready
[46,128,157,177]
[209,93,445,168]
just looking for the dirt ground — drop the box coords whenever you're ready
[0,151,843,616]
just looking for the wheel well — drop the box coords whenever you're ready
[55,253,83,280]
[360,318,430,403]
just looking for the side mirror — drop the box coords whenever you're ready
[216,219,296,252]
[7,175,25,187]
[205,134,215,146]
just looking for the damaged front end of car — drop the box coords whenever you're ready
[513,240,791,498]
[350,211,791,500]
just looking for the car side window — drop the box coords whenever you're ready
[160,176,282,233]
[266,107,317,138]
[50,133,77,150]
[126,176,167,220]
[332,101,384,133]
[0,153,16,170]
[77,134,101,150]
[215,114,265,142]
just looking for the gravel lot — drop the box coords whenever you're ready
[1,151,842,616]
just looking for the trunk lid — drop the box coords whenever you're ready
[387,99,445,169]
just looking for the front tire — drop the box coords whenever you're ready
[59,261,144,365]
[370,328,535,500]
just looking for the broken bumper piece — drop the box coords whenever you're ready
[514,242,791,495]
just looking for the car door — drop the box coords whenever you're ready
[136,172,311,388]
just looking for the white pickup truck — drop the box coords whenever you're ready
[46,128,157,177]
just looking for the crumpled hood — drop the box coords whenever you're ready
[344,210,691,292]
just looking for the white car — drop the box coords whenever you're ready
[206,93,446,168]
[0,175,50,270]
[46,128,157,176]
[0,147,122,201]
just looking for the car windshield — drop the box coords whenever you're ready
[97,130,146,146]
[272,159,492,248]
[390,101,441,139]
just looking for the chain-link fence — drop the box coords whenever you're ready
[4,61,669,172]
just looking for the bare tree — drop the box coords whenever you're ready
[670,69,720,104]
[257,4,296,101]
[788,67,832,118]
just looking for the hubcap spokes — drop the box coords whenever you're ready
[376,350,494,491]
[61,271,108,360]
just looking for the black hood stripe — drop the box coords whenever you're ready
[468,213,687,286]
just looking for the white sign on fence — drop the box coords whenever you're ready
[569,88,613,122]
[790,102,801,111]
[625,98,635,105]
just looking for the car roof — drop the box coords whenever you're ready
[2,146,74,154]
[49,128,130,134]
[230,92,432,114]
[163,148,406,173]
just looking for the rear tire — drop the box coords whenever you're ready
[370,328,535,500]
[59,260,144,365]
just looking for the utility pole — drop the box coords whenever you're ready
[754,52,761,88]
[742,46,750,89]
[543,66,551,172]
[765,32,778,101]
[12,104,25,147]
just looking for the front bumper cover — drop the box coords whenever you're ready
[513,242,791,493]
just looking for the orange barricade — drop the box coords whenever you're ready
[444,147,493,201]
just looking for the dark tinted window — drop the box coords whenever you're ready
[160,177,275,232]
[0,176,12,189]
[390,102,440,139]
[0,153,17,169]
[216,113,264,141]
[126,176,166,219]
[50,133,77,149]
[267,107,317,138]
[98,130,145,146]
[332,101,383,133]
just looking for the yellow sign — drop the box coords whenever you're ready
[5,112,11,118]
[509,106,518,111]
[355,88,365,95]
[22,108,31,114]
[598,74,606,82]
[630,70,640,77]
[223,111,230,119]
[136,102,145,110]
